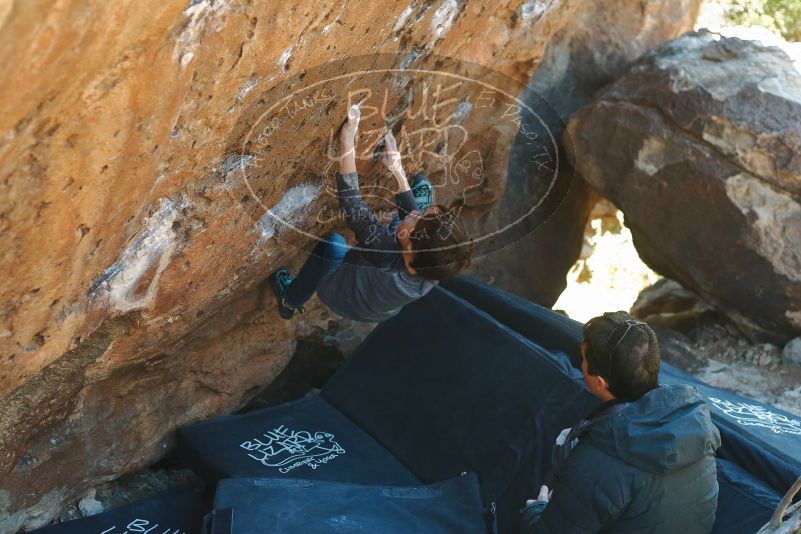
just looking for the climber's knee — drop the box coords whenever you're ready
[324,233,349,263]
[327,233,348,249]
[309,233,348,265]
[325,232,346,244]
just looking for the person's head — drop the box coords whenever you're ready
[581,311,660,402]
[396,204,473,281]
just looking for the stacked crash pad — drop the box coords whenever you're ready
[32,277,799,533]
[207,473,486,534]
[29,486,206,534]
[178,283,599,532]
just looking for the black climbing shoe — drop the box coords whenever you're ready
[410,173,434,211]
[271,268,304,320]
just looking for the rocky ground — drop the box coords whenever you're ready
[690,324,801,416]
[642,294,801,417]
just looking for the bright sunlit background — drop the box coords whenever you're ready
[553,201,659,322]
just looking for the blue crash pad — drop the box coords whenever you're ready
[29,486,206,534]
[206,473,486,534]
[178,285,598,533]
[322,287,598,532]
[660,363,801,496]
[180,275,797,533]
[177,394,419,487]
[715,458,781,534]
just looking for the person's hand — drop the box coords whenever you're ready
[340,104,360,149]
[526,485,552,506]
[380,131,405,179]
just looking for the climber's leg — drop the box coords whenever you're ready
[272,234,349,318]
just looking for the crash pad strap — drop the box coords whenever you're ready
[209,508,234,534]
[209,474,487,533]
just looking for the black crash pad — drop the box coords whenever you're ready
[178,285,598,532]
[29,486,206,534]
[177,395,419,487]
[321,286,599,532]
[181,276,798,532]
[206,473,486,534]
[714,458,781,534]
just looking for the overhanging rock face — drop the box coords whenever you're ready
[0,0,698,529]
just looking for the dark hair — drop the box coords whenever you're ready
[583,311,660,401]
[409,204,473,281]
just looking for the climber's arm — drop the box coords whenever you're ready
[335,172,397,262]
[335,105,397,265]
[380,131,417,221]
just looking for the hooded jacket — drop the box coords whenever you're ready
[522,385,721,534]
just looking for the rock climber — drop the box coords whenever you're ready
[270,104,474,322]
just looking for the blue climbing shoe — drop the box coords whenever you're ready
[410,173,434,211]
[271,268,304,320]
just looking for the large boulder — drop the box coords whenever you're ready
[567,30,801,344]
[0,0,698,528]
[469,0,700,304]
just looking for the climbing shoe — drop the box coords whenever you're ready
[271,268,304,320]
[410,173,434,211]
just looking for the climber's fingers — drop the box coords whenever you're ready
[384,131,397,152]
[343,104,360,135]
[537,485,551,503]
[338,104,361,144]
[348,104,361,128]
